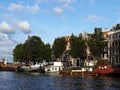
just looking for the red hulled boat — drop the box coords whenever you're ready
[59,64,120,76]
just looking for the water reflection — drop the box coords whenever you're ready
[0,72,120,90]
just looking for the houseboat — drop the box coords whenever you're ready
[45,61,63,73]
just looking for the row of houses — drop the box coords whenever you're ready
[44,24,120,73]
[63,24,120,68]
[107,24,120,66]
[84,24,120,67]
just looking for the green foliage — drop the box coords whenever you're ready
[70,34,86,59]
[13,44,24,63]
[13,35,52,64]
[52,37,67,59]
[41,43,52,62]
[13,27,107,64]
[24,36,44,64]
[87,28,106,59]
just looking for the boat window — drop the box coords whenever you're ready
[104,66,107,69]
[47,69,50,71]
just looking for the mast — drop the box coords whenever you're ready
[0,33,8,65]
[26,28,31,65]
[5,47,8,65]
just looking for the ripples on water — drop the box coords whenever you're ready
[0,72,120,90]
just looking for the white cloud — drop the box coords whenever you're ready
[35,0,50,3]
[0,21,14,33]
[8,3,40,14]
[53,7,63,15]
[0,20,31,34]
[89,0,95,6]
[52,1,75,16]
[26,4,40,14]
[18,21,30,34]
[8,3,24,11]
[86,15,105,23]
[0,33,13,45]
[79,0,95,7]
[0,32,9,40]
[35,0,76,4]
[62,3,74,10]
[57,0,75,4]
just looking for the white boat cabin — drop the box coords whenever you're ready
[45,61,63,73]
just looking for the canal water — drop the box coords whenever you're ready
[0,72,120,90]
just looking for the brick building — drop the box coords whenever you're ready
[108,24,120,65]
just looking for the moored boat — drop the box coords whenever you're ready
[18,63,45,73]
[60,64,120,76]
[94,64,120,76]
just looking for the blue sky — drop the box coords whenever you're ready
[0,0,120,62]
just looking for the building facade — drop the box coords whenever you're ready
[108,24,120,66]
[101,28,109,60]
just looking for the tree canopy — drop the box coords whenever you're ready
[52,37,67,59]
[69,34,86,59]
[13,36,52,64]
[13,28,107,64]
[13,44,24,63]
[87,28,106,59]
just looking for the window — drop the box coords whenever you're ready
[108,35,111,40]
[112,49,114,55]
[110,42,112,47]
[119,41,120,47]
[47,69,50,71]
[113,34,115,40]
[77,59,80,67]
[119,48,120,54]
[112,35,114,40]
[115,41,117,47]
[115,34,117,40]
[119,56,120,64]
[112,42,114,47]
[114,49,116,55]
[117,34,119,39]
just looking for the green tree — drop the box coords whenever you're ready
[70,34,86,59]
[24,36,45,64]
[52,37,67,59]
[88,28,106,59]
[41,43,52,62]
[13,44,24,63]
[13,35,52,65]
